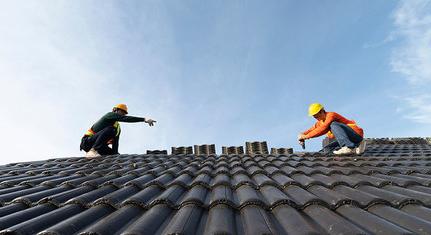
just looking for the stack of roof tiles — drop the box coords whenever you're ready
[245,141,269,154]
[222,146,244,155]
[194,145,216,155]
[0,138,431,234]
[171,146,193,155]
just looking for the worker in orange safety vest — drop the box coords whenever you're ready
[298,103,366,155]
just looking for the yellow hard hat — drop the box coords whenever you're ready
[308,103,323,116]
[114,104,128,114]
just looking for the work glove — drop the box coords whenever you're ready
[297,134,306,141]
[145,119,157,126]
[297,134,306,148]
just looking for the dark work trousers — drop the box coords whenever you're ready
[322,122,363,153]
[80,126,116,155]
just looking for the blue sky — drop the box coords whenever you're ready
[1,0,430,164]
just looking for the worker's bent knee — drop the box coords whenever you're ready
[330,121,342,129]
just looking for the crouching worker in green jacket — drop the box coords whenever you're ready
[80,104,156,158]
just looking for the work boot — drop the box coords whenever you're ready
[333,146,355,155]
[86,148,101,158]
[355,140,367,155]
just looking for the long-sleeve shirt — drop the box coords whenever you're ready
[302,112,363,139]
[90,112,146,133]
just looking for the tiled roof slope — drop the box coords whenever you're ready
[0,140,431,234]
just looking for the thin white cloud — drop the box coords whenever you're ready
[0,2,183,165]
[390,0,431,123]
[402,94,431,123]
[0,2,112,164]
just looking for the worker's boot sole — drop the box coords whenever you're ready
[86,149,102,158]
[333,147,355,155]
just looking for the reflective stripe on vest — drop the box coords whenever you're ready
[113,122,121,136]
[327,123,357,139]
[84,122,121,137]
[85,129,96,136]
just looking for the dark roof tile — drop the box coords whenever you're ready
[271,173,298,187]
[357,185,420,207]
[333,185,387,208]
[272,204,323,234]
[240,205,278,234]
[211,174,231,187]
[383,185,431,206]
[232,174,254,188]
[0,139,430,234]
[37,186,94,206]
[309,173,344,187]
[64,185,117,208]
[0,186,30,198]
[252,174,277,188]
[283,185,323,207]
[393,173,431,186]
[304,204,367,234]
[161,204,204,234]
[0,204,84,235]
[330,173,371,187]
[401,204,431,222]
[38,204,114,235]
[101,174,137,188]
[291,174,323,188]
[259,185,293,208]
[12,186,70,206]
[92,185,140,208]
[78,205,144,235]
[235,185,264,208]
[0,204,57,231]
[191,174,212,188]
[122,185,162,208]
[60,175,99,188]
[336,205,412,234]
[0,186,48,205]
[121,204,173,235]
[308,185,355,208]
[179,185,208,206]
[209,185,234,208]
[124,174,154,188]
[351,174,391,187]
[149,185,186,208]
[0,203,27,218]
[407,185,431,194]
[203,204,236,234]
[368,204,431,234]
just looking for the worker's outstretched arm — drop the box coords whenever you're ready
[304,113,335,139]
[106,112,156,126]
[108,112,146,122]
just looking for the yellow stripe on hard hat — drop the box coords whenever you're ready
[308,103,324,116]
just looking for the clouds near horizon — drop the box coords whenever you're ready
[390,0,431,123]
[0,1,430,165]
